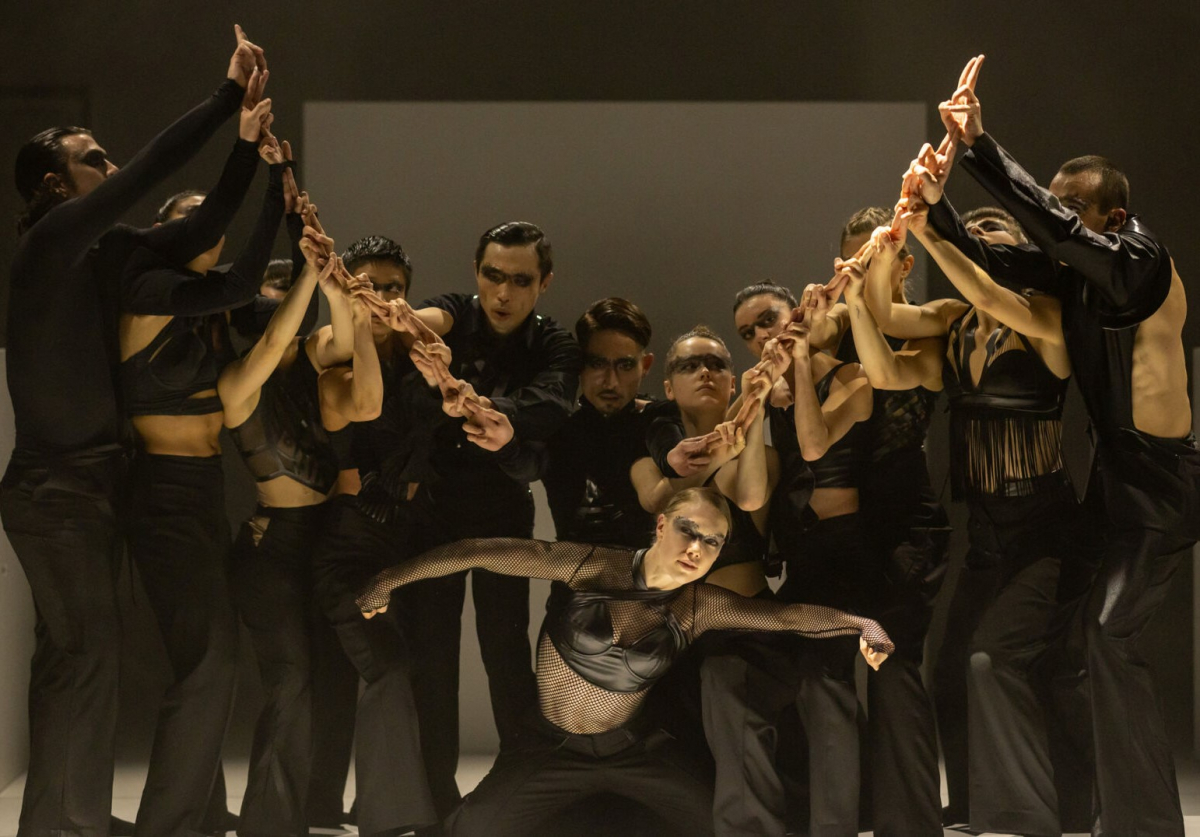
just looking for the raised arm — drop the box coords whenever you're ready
[788,321,873,461]
[692,583,893,668]
[712,369,778,511]
[20,27,263,265]
[218,229,330,421]
[319,299,385,426]
[356,538,596,615]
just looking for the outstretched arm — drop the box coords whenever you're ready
[20,26,262,268]
[356,538,597,615]
[692,583,893,669]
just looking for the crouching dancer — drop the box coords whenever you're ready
[355,487,893,837]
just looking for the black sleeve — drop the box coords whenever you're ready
[286,208,306,282]
[490,438,549,483]
[18,79,244,279]
[121,163,284,317]
[960,133,1171,318]
[138,138,260,265]
[644,402,685,478]
[489,325,582,442]
[927,192,1058,294]
[419,292,472,322]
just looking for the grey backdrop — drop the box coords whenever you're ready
[0,0,1196,789]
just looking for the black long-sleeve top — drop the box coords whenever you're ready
[6,79,245,457]
[929,132,1174,440]
[118,163,285,416]
[418,293,581,502]
[544,397,657,548]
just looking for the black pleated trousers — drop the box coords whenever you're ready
[126,453,239,837]
[446,714,714,837]
[399,485,539,820]
[311,495,437,837]
[230,504,332,837]
[0,447,125,837]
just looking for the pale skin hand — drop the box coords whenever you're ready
[239,97,272,144]
[861,636,888,671]
[939,54,985,146]
[666,436,713,477]
[462,404,516,451]
[227,24,268,106]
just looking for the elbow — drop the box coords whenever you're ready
[864,368,896,391]
[735,493,766,514]
[799,440,829,462]
[351,397,383,422]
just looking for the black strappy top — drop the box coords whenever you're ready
[228,342,338,493]
[807,362,873,489]
[943,307,1067,499]
[120,314,229,416]
[544,549,688,693]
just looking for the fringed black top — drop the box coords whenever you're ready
[943,307,1067,499]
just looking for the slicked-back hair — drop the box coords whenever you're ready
[961,206,1029,245]
[1057,155,1130,213]
[474,221,553,279]
[155,189,206,224]
[14,126,90,234]
[661,487,733,539]
[733,280,797,313]
[576,297,652,351]
[665,324,732,371]
[841,206,910,261]
[343,234,414,288]
[262,259,294,292]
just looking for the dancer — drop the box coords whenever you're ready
[402,221,581,823]
[117,103,283,837]
[544,298,658,548]
[356,487,893,837]
[915,54,1199,835]
[1,26,265,837]
[836,204,1075,835]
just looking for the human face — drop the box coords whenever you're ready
[475,242,551,336]
[651,499,729,585]
[734,293,791,359]
[841,230,912,293]
[353,259,409,340]
[167,195,225,272]
[1049,170,1121,235]
[56,133,118,198]
[581,329,652,415]
[663,337,734,411]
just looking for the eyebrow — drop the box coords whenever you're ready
[677,516,727,543]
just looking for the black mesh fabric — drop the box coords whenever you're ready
[357,538,891,734]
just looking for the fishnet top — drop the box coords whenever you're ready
[356,539,893,734]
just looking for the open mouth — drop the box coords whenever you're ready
[677,557,699,572]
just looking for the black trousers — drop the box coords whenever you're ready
[446,714,714,837]
[701,513,877,837]
[932,481,1078,836]
[0,447,125,837]
[305,596,358,828]
[230,504,330,837]
[1047,434,1200,837]
[127,453,239,837]
[311,495,437,837]
[400,486,539,819]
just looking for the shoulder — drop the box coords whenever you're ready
[418,292,472,316]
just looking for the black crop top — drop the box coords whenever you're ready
[807,363,873,489]
[943,307,1067,499]
[545,549,686,693]
[356,538,890,734]
[120,314,228,416]
[228,343,338,493]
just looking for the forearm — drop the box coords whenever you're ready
[846,290,910,390]
[227,163,285,291]
[355,537,581,611]
[790,358,830,458]
[148,138,260,263]
[320,290,356,367]
[491,380,577,442]
[349,319,383,419]
[491,439,548,483]
[729,414,769,510]
[37,79,244,254]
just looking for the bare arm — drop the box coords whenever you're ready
[318,302,384,425]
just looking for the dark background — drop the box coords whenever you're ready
[3,1,1197,759]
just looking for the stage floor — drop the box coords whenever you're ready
[4,755,1200,836]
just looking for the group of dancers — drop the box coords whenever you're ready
[5,24,1199,837]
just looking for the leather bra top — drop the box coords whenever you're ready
[120,315,226,416]
[544,549,688,693]
[808,362,871,489]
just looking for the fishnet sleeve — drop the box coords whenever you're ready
[355,538,594,612]
[690,584,895,655]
